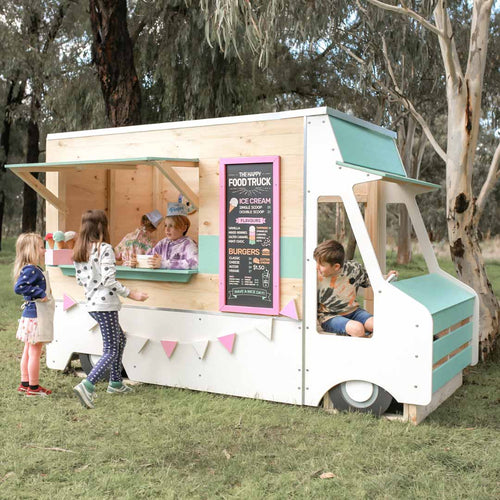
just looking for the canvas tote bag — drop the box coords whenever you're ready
[33,270,55,343]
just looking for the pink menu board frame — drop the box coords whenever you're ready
[219,156,280,315]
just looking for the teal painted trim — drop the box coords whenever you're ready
[433,323,473,363]
[326,108,397,138]
[198,235,220,274]
[6,157,199,169]
[330,116,405,176]
[392,274,476,315]
[56,265,197,283]
[433,345,472,393]
[281,237,303,279]
[336,161,440,190]
[433,300,474,334]
[198,235,303,278]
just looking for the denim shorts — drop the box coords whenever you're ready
[321,308,373,335]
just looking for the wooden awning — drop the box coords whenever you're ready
[6,157,200,214]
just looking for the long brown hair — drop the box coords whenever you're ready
[12,233,43,282]
[73,210,110,263]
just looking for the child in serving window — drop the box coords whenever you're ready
[143,214,198,270]
[114,210,162,267]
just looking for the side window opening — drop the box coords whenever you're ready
[316,197,373,338]
[385,202,429,280]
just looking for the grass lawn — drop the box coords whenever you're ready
[1,238,499,499]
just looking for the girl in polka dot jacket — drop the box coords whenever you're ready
[72,209,148,409]
[13,233,53,397]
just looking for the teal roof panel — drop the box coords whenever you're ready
[330,116,406,177]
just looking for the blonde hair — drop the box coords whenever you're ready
[73,209,110,263]
[166,215,190,236]
[13,233,44,282]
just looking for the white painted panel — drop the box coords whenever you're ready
[303,115,433,406]
[46,304,303,404]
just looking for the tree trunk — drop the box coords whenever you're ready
[436,1,499,358]
[21,117,40,232]
[0,190,4,250]
[89,0,142,126]
[1,78,25,247]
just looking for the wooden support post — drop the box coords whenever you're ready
[153,161,199,211]
[14,171,68,214]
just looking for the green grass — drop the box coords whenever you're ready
[1,238,499,499]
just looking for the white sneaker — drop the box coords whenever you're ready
[74,381,96,409]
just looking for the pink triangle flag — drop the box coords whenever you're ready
[63,294,77,311]
[161,340,177,358]
[218,333,236,353]
[280,299,298,320]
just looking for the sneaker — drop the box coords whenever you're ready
[26,386,52,397]
[17,384,29,394]
[107,382,133,394]
[73,381,96,409]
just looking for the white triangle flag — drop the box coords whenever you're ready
[254,317,273,340]
[192,340,209,359]
[125,335,150,354]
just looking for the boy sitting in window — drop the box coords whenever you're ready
[314,239,396,337]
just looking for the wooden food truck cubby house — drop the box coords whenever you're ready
[7,108,478,424]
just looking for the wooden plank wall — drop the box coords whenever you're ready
[45,117,304,315]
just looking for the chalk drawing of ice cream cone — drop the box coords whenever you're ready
[229,198,238,213]
[249,226,256,245]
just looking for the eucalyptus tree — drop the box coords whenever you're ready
[0,0,79,234]
[88,0,141,126]
[199,0,499,356]
[364,0,499,356]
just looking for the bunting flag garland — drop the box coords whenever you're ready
[124,335,149,355]
[254,317,273,340]
[280,299,299,320]
[137,338,149,353]
[192,340,209,359]
[161,340,178,358]
[218,333,236,353]
[63,294,77,311]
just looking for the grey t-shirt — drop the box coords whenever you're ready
[74,242,130,312]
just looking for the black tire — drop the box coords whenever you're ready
[328,381,393,416]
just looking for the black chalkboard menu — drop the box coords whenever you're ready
[219,156,280,315]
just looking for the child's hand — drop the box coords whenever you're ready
[125,254,137,268]
[128,290,149,301]
[39,296,48,302]
[148,254,162,269]
[385,270,398,282]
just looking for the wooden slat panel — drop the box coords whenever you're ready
[432,345,472,393]
[46,117,304,238]
[433,323,473,363]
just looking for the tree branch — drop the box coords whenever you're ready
[381,36,401,93]
[433,1,462,86]
[375,80,447,162]
[365,0,443,37]
[475,141,500,224]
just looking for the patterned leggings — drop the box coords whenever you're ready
[87,311,126,385]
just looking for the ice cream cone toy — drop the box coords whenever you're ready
[229,198,238,213]
[44,233,54,249]
[64,231,77,249]
[53,231,66,249]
